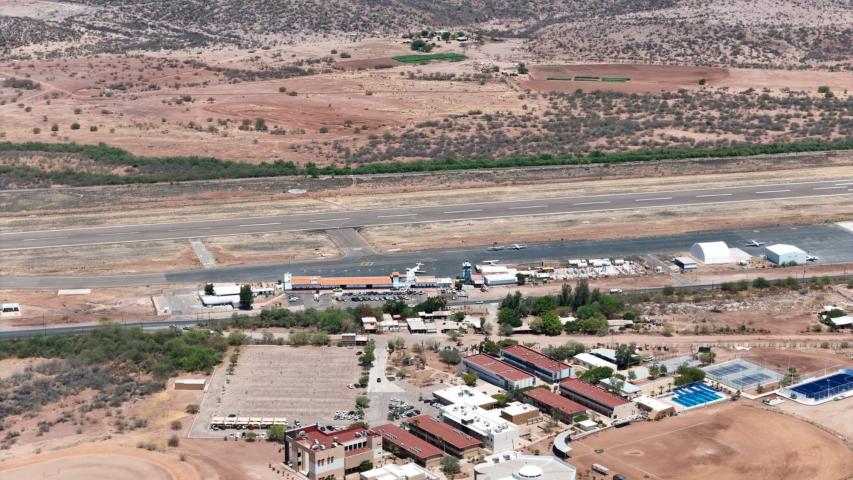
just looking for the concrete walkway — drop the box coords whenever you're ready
[190,240,217,268]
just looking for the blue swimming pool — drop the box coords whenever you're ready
[670,383,724,408]
[790,370,853,401]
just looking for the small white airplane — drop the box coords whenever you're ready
[745,239,766,247]
[408,262,426,274]
[481,259,500,265]
[487,245,505,251]
[806,255,820,262]
[510,244,526,250]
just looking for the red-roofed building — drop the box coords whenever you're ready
[462,354,536,390]
[525,387,587,423]
[406,415,482,459]
[284,424,380,480]
[501,345,574,382]
[559,378,636,419]
[370,423,444,468]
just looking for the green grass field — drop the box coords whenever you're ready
[602,77,630,82]
[573,76,601,81]
[546,77,573,81]
[392,53,466,64]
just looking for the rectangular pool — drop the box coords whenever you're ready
[670,383,724,408]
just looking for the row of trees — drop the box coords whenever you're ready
[2,138,851,187]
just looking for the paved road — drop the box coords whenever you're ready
[2,179,851,252]
[2,223,851,289]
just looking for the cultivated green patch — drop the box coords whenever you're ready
[392,53,466,64]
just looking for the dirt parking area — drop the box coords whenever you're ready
[572,402,853,480]
[192,345,361,438]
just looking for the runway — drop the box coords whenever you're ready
[1,178,851,252]
[2,223,851,289]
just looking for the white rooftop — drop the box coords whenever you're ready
[211,283,241,296]
[634,395,673,412]
[502,402,539,417]
[830,316,853,327]
[474,451,576,480]
[590,348,617,362]
[440,404,517,437]
[361,316,377,324]
[766,244,806,255]
[573,353,617,371]
[433,385,495,408]
[361,463,434,480]
[600,377,641,394]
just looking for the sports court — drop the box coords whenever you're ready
[703,359,782,390]
[781,369,853,404]
[667,382,726,409]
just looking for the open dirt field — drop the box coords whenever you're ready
[572,402,853,480]
[192,345,361,438]
[0,454,175,480]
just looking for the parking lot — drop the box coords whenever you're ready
[190,345,361,438]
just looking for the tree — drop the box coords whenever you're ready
[204,283,215,295]
[267,424,286,442]
[648,364,660,379]
[185,404,199,414]
[439,348,462,365]
[479,338,500,356]
[698,351,716,365]
[752,277,771,289]
[557,284,572,307]
[462,371,478,387]
[614,343,636,369]
[516,273,526,285]
[170,420,183,430]
[674,365,705,386]
[542,341,585,361]
[579,367,613,384]
[498,307,522,327]
[499,323,514,337]
[358,460,374,472]
[227,330,246,346]
[516,63,529,74]
[168,435,180,447]
[538,312,563,336]
[239,285,253,310]
[572,280,590,310]
[356,395,370,408]
[441,456,461,476]
[254,118,268,131]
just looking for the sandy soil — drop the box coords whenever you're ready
[571,402,853,480]
[0,240,199,275]
[205,231,341,266]
[0,287,160,327]
[0,453,176,480]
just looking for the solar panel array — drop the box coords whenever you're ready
[703,359,783,390]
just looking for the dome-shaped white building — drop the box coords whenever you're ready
[690,241,731,264]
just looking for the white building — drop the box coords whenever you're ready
[572,353,617,372]
[474,451,576,480]
[360,463,434,480]
[765,244,808,265]
[439,404,519,452]
[433,385,498,409]
[690,241,731,264]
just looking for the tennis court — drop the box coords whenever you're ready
[704,359,782,390]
